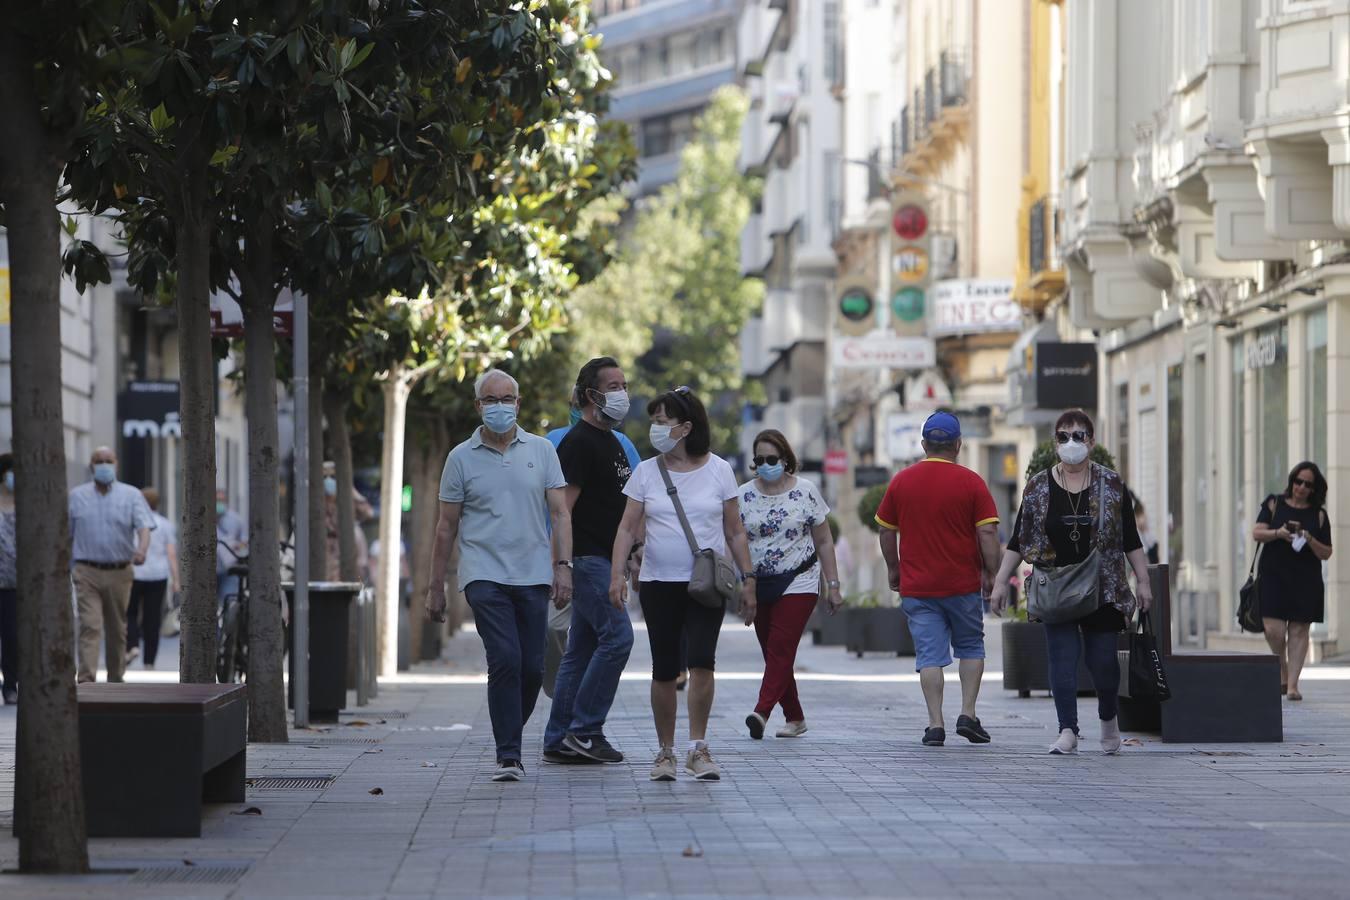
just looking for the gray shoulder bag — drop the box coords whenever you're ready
[1026,470,1106,624]
[656,458,740,609]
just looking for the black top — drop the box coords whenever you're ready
[1009,472,1142,632]
[557,419,633,558]
[1256,495,1331,623]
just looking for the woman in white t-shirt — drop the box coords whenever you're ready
[738,429,845,741]
[611,387,755,782]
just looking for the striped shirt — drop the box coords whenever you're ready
[68,481,154,564]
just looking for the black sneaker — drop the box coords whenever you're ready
[956,715,991,744]
[745,712,766,740]
[492,760,524,782]
[563,732,624,763]
[542,747,601,765]
[922,727,946,747]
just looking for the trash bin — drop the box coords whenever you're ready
[284,581,363,722]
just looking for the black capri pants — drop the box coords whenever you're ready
[639,581,724,682]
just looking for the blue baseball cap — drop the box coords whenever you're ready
[922,411,961,442]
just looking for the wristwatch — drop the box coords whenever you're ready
[554,560,573,569]
[826,579,841,590]
[740,572,757,583]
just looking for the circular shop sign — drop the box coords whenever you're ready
[892,204,928,240]
[838,288,874,322]
[891,287,926,322]
[892,246,930,284]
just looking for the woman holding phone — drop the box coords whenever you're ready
[1253,462,1334,701]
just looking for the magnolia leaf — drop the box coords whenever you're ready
[455,57,473,83]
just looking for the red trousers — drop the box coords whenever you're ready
[752,593,817,721]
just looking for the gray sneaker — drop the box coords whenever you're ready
[685,746,721,781]
[649,747,677,782]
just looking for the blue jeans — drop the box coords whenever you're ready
[465,581,550,763]
[544,557,634,749]
[1044,622,1119,734]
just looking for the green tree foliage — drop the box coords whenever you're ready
[569,86,763,453]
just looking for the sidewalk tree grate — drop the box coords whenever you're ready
[129,864,250,885]
[247,775,337,790]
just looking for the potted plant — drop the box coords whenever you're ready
[843,591,915,657]
[1001,441,1118,697]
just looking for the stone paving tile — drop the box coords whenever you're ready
[4,620,1350,897]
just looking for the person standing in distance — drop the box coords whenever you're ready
[874,413,1002,747]
[426,369,573,782]
[542,358,638,764]
[69,447,154,683]
[127,486,179,669]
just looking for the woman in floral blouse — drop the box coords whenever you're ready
[738,430,844,739]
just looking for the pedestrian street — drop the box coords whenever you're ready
[3,616,1350,898]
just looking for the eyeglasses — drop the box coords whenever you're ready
[478,395,517,405]
[753,455,781,467]
[1055,430,1090,444]
[1060,514,1094,526]
[1293,478,1314,488]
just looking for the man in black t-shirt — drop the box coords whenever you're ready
[542,357,637,764]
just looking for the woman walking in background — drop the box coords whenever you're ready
[0,454,18,703]
[611,387,756,781]
[738,429,843,740]
[1254,462,1333,701]
[127,486,179,670]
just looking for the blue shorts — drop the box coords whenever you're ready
[901,594,986,671]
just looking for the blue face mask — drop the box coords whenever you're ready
[3,471,12,492]
[757,463,785,483]
[93,462,116,485]
[482,403,518,435]
[323,477,337,497]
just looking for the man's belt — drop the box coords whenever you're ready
[76,560,130,570]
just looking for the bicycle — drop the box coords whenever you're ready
[216,539,297,684]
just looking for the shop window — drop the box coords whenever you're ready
[1166,363,1184,575]
[1115,382,1129,483]
[1231,341,1246,569]
[1307,308,1328,467]
[1255,322,1289,497]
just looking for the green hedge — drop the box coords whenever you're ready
[857,483,888,533]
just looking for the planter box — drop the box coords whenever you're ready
[845,607,915,657]
[1001,619,1096,697]
[810,605,850,646]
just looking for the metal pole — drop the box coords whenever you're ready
[293,293,310,728]
[355,587,368,707]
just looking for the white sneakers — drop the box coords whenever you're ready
[1049,728,1079,755]
[775,721,808,738]
[1048,720,1124,755]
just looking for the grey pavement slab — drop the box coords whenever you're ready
[3,615,1350,897]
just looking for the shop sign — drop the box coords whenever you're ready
[823,449,849,475]
[886,412,927,462]
[832,333,936,370]
[929,279,1019,336]
[1035,342,1098,410]
[1246,332,1283,370]
[854,465,892,489]
[892,246,929,284]
[117,380,181,440]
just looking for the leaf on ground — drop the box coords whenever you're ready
[368,787,384,795]
[1122,738,1144,746]
[365,749,383,754]
[346,720,371,727]
[182,859,196,866]
[681,846,702,858]
[231,807,263,816]
[421,762,438,767]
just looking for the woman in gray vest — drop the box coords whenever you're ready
[989,409,1153,755]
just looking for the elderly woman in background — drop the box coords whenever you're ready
[1253,462,1333,701]
[990,409,1153,755]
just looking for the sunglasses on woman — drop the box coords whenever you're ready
[1055,430,1090,444]
[753,455,781,467]
[1293,477,1314,488]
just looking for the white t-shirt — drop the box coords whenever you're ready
[623,455,739,583]
[738,476,829,595]
[134,512,176,582]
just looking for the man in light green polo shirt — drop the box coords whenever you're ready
[427,369,572,782]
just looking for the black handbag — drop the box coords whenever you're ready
[1128,611,1171,702]
[1237,543,1264,634]
[754,552,818,605]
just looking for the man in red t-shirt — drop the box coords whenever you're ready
[874,412,1002,748]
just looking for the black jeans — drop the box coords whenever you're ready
[127,580,167,665]
[0,588,16,692]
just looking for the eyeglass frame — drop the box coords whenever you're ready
[752,454,782,467]
[1055,430,1090,444]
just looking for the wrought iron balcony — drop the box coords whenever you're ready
[940,49,967,107]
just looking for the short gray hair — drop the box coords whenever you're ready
[474,368,519,399]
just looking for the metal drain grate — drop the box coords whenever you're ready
[304,736,382,744]
[247,775,337,790]
[342,710,408,719]
[129,864,250,885]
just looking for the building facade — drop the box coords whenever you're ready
[1057,0,1350,654]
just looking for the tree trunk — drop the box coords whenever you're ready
[376,373,412,677]
[0,36,89,872]
[309,371,327,579]
[407,417,447,661]
[173,155,218,684]
[239,218,288,743]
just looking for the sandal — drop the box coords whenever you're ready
[1288,690,1303,701]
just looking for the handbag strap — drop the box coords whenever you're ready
[656,457,702,557]
[1246,542,1264,576]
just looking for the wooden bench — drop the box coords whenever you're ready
[78,683,247,836]
[1117,565,1282,742]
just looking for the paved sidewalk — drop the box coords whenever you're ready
[3,616,1350,898]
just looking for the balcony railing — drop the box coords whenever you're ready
[939,49,967,107]
[1029,195,1063,276]
[898,107,911,158]
[866,148,886,201]
[924,68,939,125]
[913,87,926,142]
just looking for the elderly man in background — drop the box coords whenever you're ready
[69,446,154,683]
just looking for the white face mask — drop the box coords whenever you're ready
[1057,440,1089,466]
[598,390,630,422]
[649,423,683,454]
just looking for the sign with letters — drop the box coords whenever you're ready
[832,333,936,370]
[117,380,181,440]
[929,279,1019,336]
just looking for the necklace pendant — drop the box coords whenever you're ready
[1069,528,1081,543]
